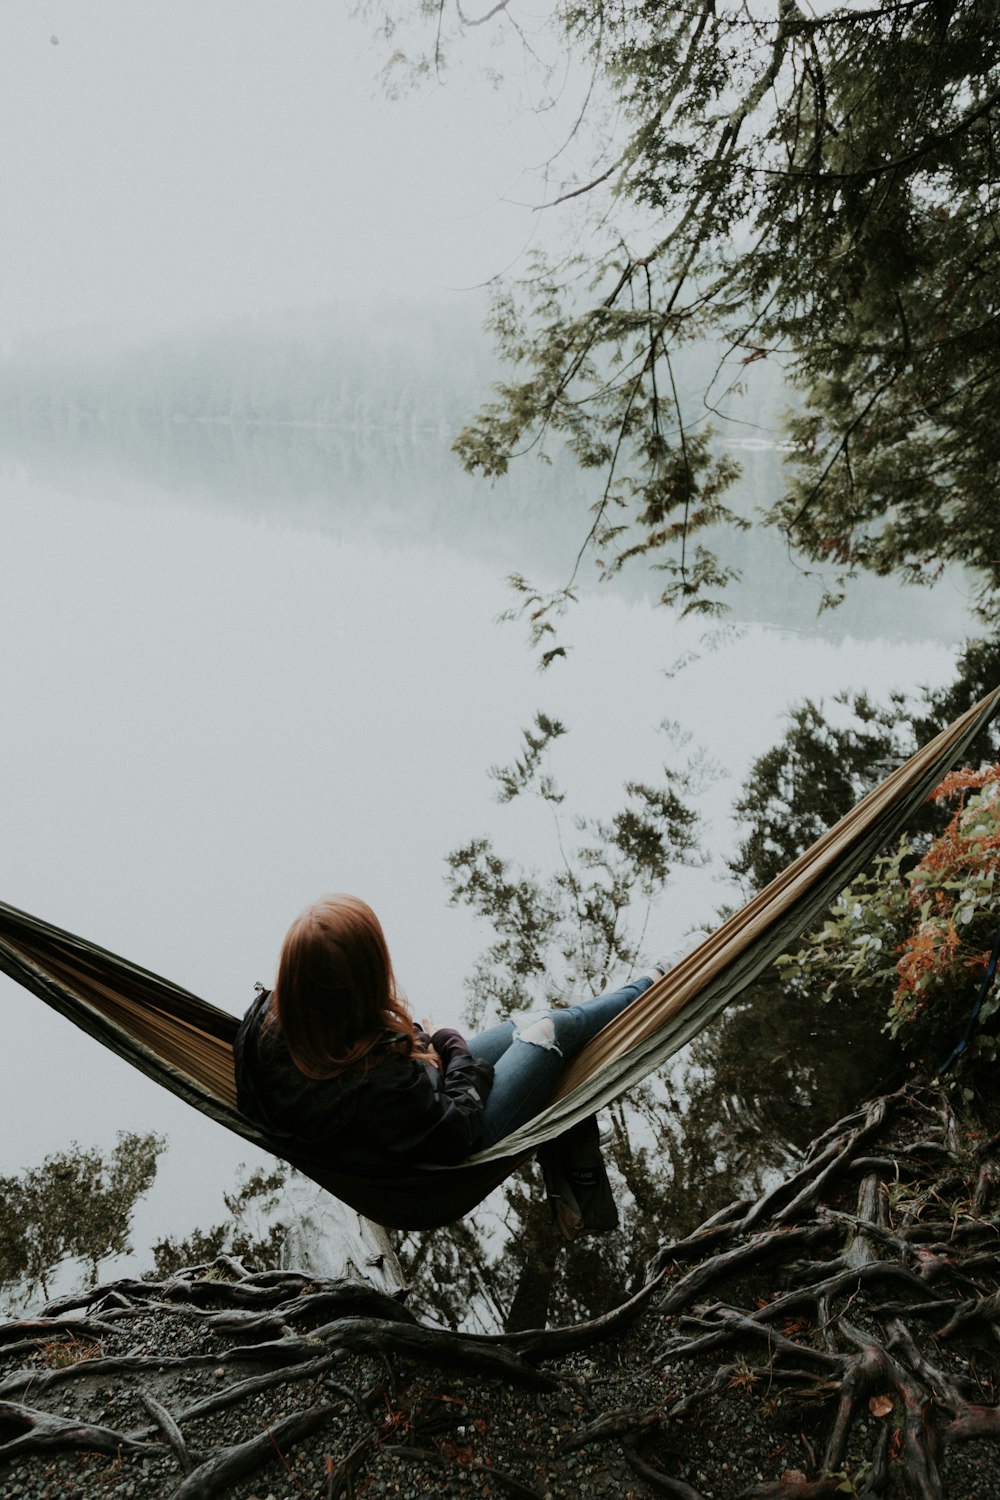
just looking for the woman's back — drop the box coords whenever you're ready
[235,985,494,1175]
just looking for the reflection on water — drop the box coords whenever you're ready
[398,977,898,1333]
[0,358,972,1321]
[0,417,972,641]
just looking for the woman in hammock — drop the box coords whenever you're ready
[234,893,666,1174]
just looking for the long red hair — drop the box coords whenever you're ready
[269,894,427,1079]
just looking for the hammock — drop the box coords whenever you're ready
[2,686,998,1230]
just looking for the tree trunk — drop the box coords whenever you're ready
[277,1171,405,1295]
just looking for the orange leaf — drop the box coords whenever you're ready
[869,1394,893,1418]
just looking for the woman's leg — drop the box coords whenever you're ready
[466,1019,518,1069]
[475,975,654,1148]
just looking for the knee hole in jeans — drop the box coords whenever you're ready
[511,1011,563,1055]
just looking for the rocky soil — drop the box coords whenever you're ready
[2,1083,1000,1500]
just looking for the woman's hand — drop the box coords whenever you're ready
[421,1017,443,1072]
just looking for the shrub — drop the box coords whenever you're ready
[778,765,1000,1072]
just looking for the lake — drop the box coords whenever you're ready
[0,411,977,1322]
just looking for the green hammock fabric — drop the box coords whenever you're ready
[1,686,998,1230]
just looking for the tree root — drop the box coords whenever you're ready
[1,1083,999,1497]
[622,1436,708,1499]
[169,1400,336,1500]
[558,1403,663,1451]
[225,1313,559,1387]
[141,1352,349,1430]
[0,1400,157,1463]
[645,1085,1000,1496]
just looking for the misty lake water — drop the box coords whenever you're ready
[0,417,979,1326]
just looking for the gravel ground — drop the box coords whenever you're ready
[2,1261,999,1500]
[0,1293,692,1500]
[3,1087,1000,1498]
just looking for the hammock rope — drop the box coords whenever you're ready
[2,685,998,1230]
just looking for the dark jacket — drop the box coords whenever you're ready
[233,990,494,1177]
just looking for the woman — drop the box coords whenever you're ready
[235,893,665,1176]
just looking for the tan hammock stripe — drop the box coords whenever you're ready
[2,939,239,1107]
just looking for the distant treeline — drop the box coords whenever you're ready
[0,303,501,437]
[0,298,782,553]
[0,306,949,638]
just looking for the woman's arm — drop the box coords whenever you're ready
[370,1035,494,1168]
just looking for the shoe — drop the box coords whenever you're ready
[537,1115,619,1241]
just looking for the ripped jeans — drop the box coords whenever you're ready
[467,975,653,1148]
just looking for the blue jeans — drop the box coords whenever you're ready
[467,976,653,1148]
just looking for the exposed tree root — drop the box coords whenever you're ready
[140,1352,348,1429]
[622,1436,708,1499]
[558,1403,663,1451]
[1,1083,1000,1496]
[169,1400,336,1500]
[0,1399,157,1463]
[644,1085,1000,1496]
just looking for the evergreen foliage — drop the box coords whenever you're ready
[151,1165,289,1278]
[0,1132,163,1305]
[446,711,706,1026]
[731,631,1000,892]
[378,0,1000,622]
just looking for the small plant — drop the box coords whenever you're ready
[726,1357,760,1395]
[823,1468,866,1497]
[37,1336,104,1369]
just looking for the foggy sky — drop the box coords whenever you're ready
[0,0,563,341]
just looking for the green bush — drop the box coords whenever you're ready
[778,765,1000,1071]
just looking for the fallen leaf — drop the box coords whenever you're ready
[781,1470,808,1483]
[869,1393,894,1418]
[781,1317,810,1337]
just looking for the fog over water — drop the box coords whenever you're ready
[0,2,983,1300]
[0,449,970,1281]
